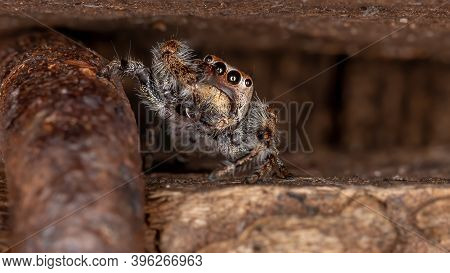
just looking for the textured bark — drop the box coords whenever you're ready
[0,32,144,252]
[145,175,449,253]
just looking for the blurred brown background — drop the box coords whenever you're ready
[1,0,449,177]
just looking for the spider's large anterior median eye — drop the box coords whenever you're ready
[204,55,213,63]
[214,62,226,75]
[227,70,241,85]
[245,78,252,87]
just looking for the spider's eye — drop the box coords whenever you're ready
[245,78,252,87]
[214,62,226,75]
[257,130,265,140]
[257,128,272,141]
[227,70,241,85]
[204,55,213,63]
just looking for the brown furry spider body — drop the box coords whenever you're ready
[100,40,291,182]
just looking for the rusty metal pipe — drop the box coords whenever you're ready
[0,32,144,252]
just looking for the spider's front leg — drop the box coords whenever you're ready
[245,153,293,183]
[274,156,293,179]
[208,161,236,181]
[100,58,148,83]
[208,145,263,181]
[99,58,167,113]
[245,155,277,183]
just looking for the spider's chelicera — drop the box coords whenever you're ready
[100,40,291,182]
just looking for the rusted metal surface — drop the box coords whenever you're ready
[0,32,144,252]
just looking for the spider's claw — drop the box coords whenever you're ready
[209,162,236,181]
[244,175,259,184]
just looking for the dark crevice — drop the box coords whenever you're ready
[327,54,347,147]
[154,229,162,253]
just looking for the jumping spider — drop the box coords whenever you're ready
[100,40,291,182]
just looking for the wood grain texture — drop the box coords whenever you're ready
[0,32,144,252]
[145,174,449,253]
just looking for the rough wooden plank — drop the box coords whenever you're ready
[145,174,449,253]
[0,32,144,252]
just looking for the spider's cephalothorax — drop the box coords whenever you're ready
[100,40,291,182]
[199,54,254,130]
[101,40,252,132]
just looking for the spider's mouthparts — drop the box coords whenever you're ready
[204,79,238,115]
